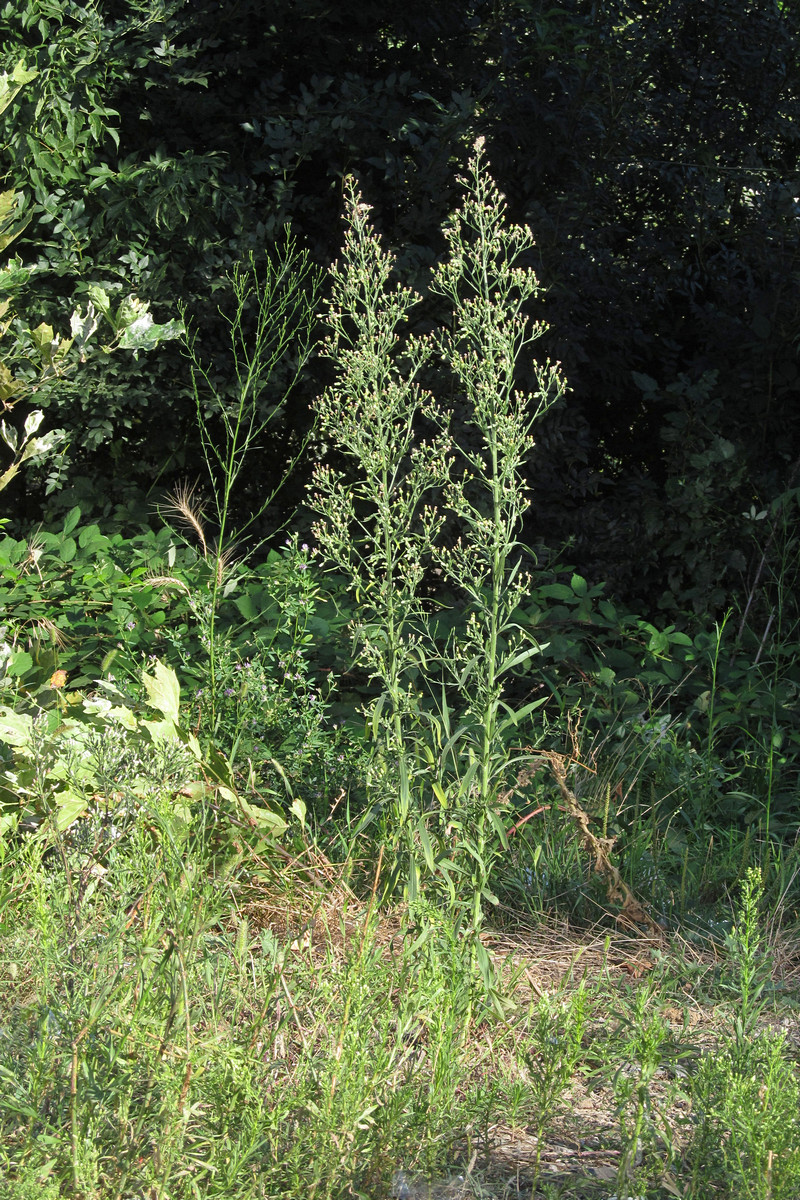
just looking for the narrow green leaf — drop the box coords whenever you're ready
[398,757,410,820]
[416,817,435,871]
[440,684,451,738]
[432,780,448,808]
[475,941,494,992]
[455,759,480,801]
[497,642,547,675]
[497,696,547,735]
[457,654,482,686]
[488,808,509,849]
[371,693,386,742]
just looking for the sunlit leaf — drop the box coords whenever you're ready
[141,658,181,723]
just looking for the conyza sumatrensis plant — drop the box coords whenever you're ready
[310,141,566,990]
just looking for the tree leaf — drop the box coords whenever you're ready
[62,506,81,536]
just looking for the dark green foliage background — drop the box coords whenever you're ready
[2,0,799,619]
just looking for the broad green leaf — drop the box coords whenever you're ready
[86,285,113,322]
[0,216,31,253]
[118,315,184,352]
[179,780,209,804]
[79,524,109,551]
[7,649,33,678]
[632,371,658,394]
[30,323,55,360]
[0,62,38,119]
[70,304,101,349]
[0,259,33,294]
[52,786,89,830]
[23,410,44,439]
[58,537,76,563]
[0,706,32,745]
[140,716,178,743]
[236,793,287,834]
[0,188,32,251]
[0,365,18,403]
[536,583,574,601]
[0,190,16,226]
[647,629,670,656]
[102,704,138,732]
[142,659,181,723]
[10,62,38,85]
[19,431,63,467]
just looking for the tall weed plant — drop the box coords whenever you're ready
[685,869,800,1198]
[311,142,565,976]
[172,238,322,735]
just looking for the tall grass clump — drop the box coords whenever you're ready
[311,141,565,976]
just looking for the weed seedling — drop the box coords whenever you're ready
[524,981,587,1196]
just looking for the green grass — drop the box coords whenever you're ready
[2,791,800,1200]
